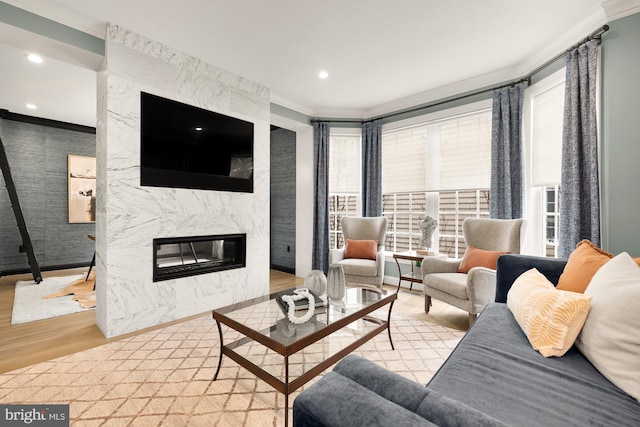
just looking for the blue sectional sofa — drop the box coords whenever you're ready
[293,254,640,426]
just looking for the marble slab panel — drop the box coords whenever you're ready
[97,24,270,338]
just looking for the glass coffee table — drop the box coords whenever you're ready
[211,286,398,426]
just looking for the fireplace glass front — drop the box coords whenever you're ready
[153,234,246,282]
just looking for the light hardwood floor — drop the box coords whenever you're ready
[0,268,468,374]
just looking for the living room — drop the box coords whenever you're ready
[1,1,640,425]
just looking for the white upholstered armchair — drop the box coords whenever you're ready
[422,217,526,327]
[329,216,388,289]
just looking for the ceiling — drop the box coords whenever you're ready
[0,0,615,128]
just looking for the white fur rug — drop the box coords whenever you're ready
[11,274,94,325]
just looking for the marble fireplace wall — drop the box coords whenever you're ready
[96,24,270,338]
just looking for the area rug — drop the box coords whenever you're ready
[11,274,95,325]
[0,313,464,426]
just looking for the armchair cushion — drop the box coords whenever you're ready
[345,239,378,260]
[426,273,468,299]
[458,246,510,274]
[340,258,379,277]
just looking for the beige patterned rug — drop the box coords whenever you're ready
[0,312,464,426]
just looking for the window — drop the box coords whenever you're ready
[544,185,560,257]
[328,133,361,249]
[523,69,565,257]
[382,102,492,256]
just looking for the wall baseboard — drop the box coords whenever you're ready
[271,264,295,275]
[1,262,91,278]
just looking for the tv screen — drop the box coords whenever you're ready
[140,92,254,192]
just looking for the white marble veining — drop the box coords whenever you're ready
[96,23,270,338]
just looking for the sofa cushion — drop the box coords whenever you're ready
[458,245,509,273]
[506,268,591,357]
[338,258,377,277]
[424,273,468,299]
[576,252,640,401]
[427,303,640,426]
[345,239,378,260]
[556,240,613,293]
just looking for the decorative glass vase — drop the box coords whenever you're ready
[304,270,327,296]
[327,264,346,301]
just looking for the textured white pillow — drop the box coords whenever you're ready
[575,252,640,401]
[507,268,592,357]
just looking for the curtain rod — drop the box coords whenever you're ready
[310,24,609,125]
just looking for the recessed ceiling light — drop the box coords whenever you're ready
[195,127,203,131]
[27,53,43,64]
[26,103,37,110]
[318,70,329,80]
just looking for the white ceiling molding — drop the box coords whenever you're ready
[362,67,518,120]
[1,0,106,38]
[514,3,607,77]
[269,93,315,118]
[601,0,640,20]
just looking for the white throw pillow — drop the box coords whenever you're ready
[507,268,591,357]
[575,252,640,401]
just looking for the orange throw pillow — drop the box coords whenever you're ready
[556,240,613,293]
[344,239,378,260]
[458,245,510,273]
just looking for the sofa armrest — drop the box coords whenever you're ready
[495,254,567,303]
[294,355,508,427]
[421,256,461,276]
[329,248,345,265]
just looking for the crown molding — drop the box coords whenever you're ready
[601,0,640,20]
[269,93,315,118]
[363,67,517,120]
[1,0,106,39]
[514,4,607,79]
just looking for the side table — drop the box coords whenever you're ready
[393,252,426,292]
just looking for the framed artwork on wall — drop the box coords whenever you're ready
[68,154,96,223]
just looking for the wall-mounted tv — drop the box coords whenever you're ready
[140,92,254,193]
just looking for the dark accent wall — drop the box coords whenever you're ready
[270,127,296,273]
[0,115,96,274]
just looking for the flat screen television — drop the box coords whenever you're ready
[140,92,254,193]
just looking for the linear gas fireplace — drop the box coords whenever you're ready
[153,234,246,282]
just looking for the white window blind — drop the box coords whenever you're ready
[329,135,360,193]
[530,81,564,186]
[381,126,428,193]
[382,110,491,193]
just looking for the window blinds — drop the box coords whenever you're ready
[530,81,564,186]
[382,110,491,194]
[329,135,361,193]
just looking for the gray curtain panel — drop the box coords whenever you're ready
[490,82,527,219]
[361,119,382,217]
[559,40,600,258]
[312,121,330,273]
